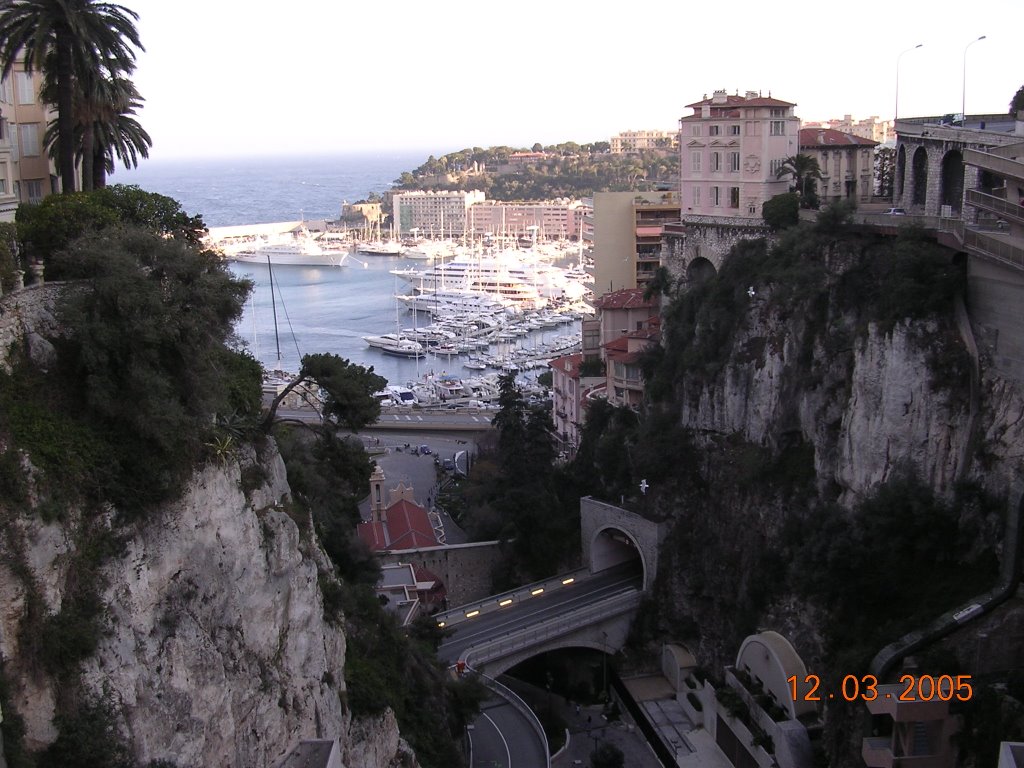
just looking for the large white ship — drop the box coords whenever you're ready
[362,332,426,359]
[230,230,347,267]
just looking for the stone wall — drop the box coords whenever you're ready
[968,256,1024,385]
[377,540,502,608]
[663,218,771,287]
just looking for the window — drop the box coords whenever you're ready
[770,107,786,117]
[711,152,721,171]
[0,77,12,104]
[15,72,33,104]
[19,123,39,156]
[729,152,740,172]
[711,186,721,206]
[691,125,701,137]
[770,121,786,136]
[770,158,785,176]
[690,151,701,172]
[709,125,720,136]
[729,187,740,208]
[25,179,43,203]
[730,125,741,135]
[692,186,701,206]
[0,179,6,195]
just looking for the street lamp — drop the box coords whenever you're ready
[962,35,987,125]
[895,44,923,122]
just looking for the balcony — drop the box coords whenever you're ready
[864,685,950,721]
[861,737,947,768]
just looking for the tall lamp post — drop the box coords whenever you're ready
[962,35,987,125]
[895,43,923,123]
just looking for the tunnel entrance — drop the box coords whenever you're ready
[591,527,645,587]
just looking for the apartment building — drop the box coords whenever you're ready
[610,129,679,154]
[590,191,681,294]
[679,89,799,219]
[0,60,60,220]
[803,114,893,145]
[392,190,486,237]
[799,127,877,205]
[466,199,588,240]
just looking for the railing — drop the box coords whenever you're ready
[966,189,1024,223]
[461,589,641,668]
[962,229,1024,269]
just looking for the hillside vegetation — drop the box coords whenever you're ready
[394,143,679,200]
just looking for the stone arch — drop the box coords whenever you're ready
[941,149,965,214]
[580,497,663,591]
[895,144,907,201]
[686,256,716,286]
[911,146,929,206]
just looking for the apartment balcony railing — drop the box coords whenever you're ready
[967,189,1024,225]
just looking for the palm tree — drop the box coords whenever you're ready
[0,0,143,193]
[775,154,823,203]
[42,70,150,189]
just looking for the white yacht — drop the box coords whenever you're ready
[362,333,426,358]
[231,231,346,267]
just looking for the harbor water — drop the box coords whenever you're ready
[117,153,581,388]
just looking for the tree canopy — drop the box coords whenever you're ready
[0,0,144,193]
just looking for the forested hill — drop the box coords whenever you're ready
[392,143,679,200]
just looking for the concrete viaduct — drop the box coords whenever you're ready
[435,497,665,677]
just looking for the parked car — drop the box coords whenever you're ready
[419,445,431,455]
[884,208,906,215]
[442,458,455,471]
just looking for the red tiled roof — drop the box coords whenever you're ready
[799,128,877,147]
[594,288,656,310]
[603,336,629,353]
[549,353,583,378]
[357,499,438,551]
[685,94,796,110]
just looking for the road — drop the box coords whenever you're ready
[275,405,494,432]
[470,698,548,768]
[438,563,643,665]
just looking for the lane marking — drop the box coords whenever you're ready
[483,711,512,768]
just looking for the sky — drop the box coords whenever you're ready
[120,0,1021,162]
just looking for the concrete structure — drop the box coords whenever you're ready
[893,114,1024,383]
[0,61,61,220]
[374,562,445,626]
[999,742,1024,768]
[376,540,501,608]
[590,191,681,294]
[392,189,486,237]
[679,632,817,768]
[465,198,588,240]
[660,218,771,291]
[274,739,342,768]
[680,89,799,219]
[798,127,877,205]
[610,129,679,154]
[802,114,893,145]
[861,669,960,768]
[579,496,664,591]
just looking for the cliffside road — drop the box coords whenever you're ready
[274,406,495,432]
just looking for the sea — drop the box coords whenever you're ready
[115,153,575,388]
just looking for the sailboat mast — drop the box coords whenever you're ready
[267,254,283,371]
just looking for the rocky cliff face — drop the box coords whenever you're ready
[0,444,418,768]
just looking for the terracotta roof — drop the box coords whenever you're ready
[603,337,629,353]
[594,288,656,311]
[799,128,878,148]
[549,353,583,378]
[357,499,438,551]
[685,94,796,110]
